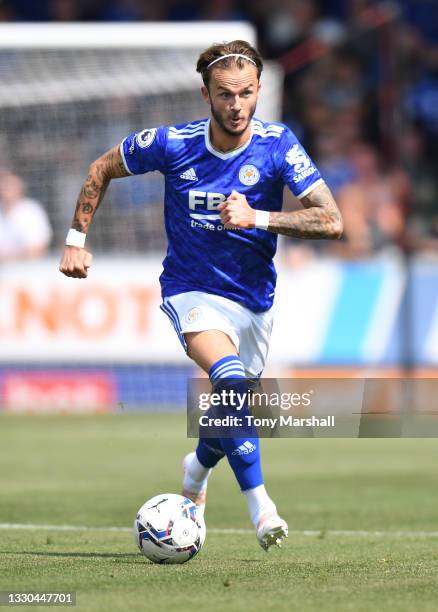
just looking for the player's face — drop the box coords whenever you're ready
[202,64,260,137]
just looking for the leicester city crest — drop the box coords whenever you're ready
[185,307,202,324]
[239,164,260,186]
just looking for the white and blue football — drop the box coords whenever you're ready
[134,493,206,564]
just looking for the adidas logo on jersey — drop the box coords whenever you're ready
[232,441,257,456]
[180,168,198,181]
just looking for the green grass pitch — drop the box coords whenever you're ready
[1,414,438,611]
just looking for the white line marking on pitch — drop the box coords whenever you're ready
[1,523,438,538]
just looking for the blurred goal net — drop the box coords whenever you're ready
[0,23,283,254]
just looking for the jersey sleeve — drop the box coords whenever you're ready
[120,126,168,175]
[274,127,324,198]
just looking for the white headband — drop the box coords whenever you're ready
[206,53,257,70]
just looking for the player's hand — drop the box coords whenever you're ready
[59,246,93,279]
[218,190,256,229]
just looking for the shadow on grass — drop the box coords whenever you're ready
[7,552,264,568]
[10,551,139,560]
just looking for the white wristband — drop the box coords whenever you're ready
[66,228,86,248]
[255,210,270,230]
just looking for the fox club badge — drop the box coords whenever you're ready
[239,164,260,186]
[185,307,202,324]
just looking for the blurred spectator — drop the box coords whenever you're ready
[404,73,438,145]
[295,46,366,150]
[49,0,82,21]
[400,124,438,254]
[333,143,406,258]
[401,0,438,46]
[198,0,243,21]
[263,0,319,56]
[0,0,17,20]
[400,125,438,221]
[0,171,52,261]
[2,0,49,20]
[314,131,357,195]
[167,0,204,21]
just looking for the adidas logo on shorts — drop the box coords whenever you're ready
[232,441,257,455]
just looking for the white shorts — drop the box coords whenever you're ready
[160,291,273,379]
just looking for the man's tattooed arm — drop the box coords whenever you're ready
[71,145,130,234]
[268,182,343,239]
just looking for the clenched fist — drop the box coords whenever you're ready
[59,246,93,279]
[217,190,256,229]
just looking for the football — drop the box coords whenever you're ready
[133,493,206,564]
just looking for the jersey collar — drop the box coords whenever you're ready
[204,119,253,160]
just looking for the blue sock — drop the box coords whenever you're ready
[196,437,224,468]
[196,362,227,468]
[204,355,263,491]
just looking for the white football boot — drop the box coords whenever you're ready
[256,512,288,551]
[181,451,208,515]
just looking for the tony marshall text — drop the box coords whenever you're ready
[199,415,335,428]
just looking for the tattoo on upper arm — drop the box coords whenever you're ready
[102,146,131,179]
[300,183,337,211]
[268,183,343,239]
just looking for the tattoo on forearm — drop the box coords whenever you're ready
[71,145,130,233]
[268,183,343,239]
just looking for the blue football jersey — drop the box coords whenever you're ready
[120,118,324,312]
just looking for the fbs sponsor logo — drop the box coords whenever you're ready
[285,144,317,183]
[135,128,157,149]
[187,190,244,232]
[239,164,260,186]
[232,440,257,455]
